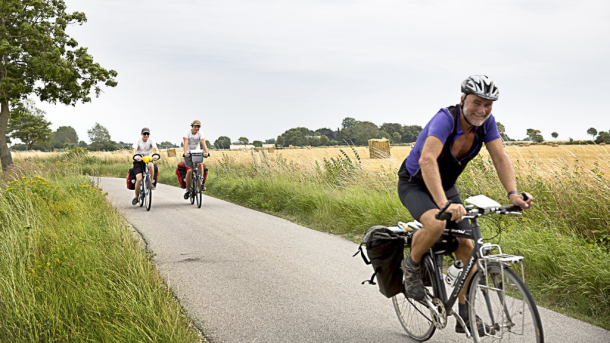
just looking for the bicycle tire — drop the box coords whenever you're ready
[139,178,145,207]
[467,263,544,343]
[392,254,437,341]
[195,175,202,208]
[145,176,152,211]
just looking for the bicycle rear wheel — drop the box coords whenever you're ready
[392,255,436,341]
[467,263,543,343]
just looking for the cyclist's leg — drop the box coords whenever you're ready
[398,179,445,263]
[184,156,194,198]
[148,162,155,185]
[398,179,445,300]
[133,161,144,204]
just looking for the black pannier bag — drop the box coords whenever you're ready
[354,225,405,298]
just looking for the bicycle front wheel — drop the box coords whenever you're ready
[467,263,544,343]
[139,180,146,207]
[194,175,202,208]
[145,177,152,211]
[392,255,436,341]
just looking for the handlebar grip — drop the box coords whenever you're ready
[505,205,523,212]
[436,212,452,221]
[521,192,529,201]
[435,200,453,220]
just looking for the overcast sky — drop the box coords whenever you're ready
[35,0,610,146]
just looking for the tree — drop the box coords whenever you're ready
[214,136,231,149]
[252,140,263,147]
[402,125,422,143]
[392,132,402,144]
[595,131,610,144]
[551,132,558,139]
[526,128,544,143]
[7,100,52,150]
[350,121,381,145]
[319,135,330,146]
[315,128,335,140]
[496,121,510,141]
[277,127,314,147]
[0,0,118,170]
[341,117,356,130]
[587,127,597,139]
[87,123,116,151]
[157,141,176,149]
[52,126,78,149]
[238,137,249,145]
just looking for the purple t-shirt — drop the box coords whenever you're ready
[405,106,501,176]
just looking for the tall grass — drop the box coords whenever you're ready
[0,154,201,342]
[203,149,610,330]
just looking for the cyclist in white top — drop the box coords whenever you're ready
[183,119,210,199]
[131,127,159,205]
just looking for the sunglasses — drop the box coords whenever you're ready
[193,125,201,128]
[142,133,150,136]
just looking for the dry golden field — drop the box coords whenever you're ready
[11,144,610,178]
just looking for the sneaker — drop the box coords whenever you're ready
[201,185,207,192]
[401,259,426,301]
[183,190,190,200]
[456,315,495,336]
[132,198,138,205]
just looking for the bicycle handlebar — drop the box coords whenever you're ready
[182,152,211,157]
[435,193,527,221]
[133,153,161,162]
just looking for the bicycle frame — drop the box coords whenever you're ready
[415,208,527,337]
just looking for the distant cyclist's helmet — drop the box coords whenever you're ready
[461,75,499,101]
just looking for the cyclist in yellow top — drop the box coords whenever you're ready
[182,120,210,199]
[131,127,159,205]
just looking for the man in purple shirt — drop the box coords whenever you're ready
[397,75,533,335]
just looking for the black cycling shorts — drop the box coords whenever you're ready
[397,177,470,231]
[133,160,145,175]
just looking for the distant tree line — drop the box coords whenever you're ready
[9,102,610,153]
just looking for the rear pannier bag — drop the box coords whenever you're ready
[354,225,405,298]
[126,168,136,190]
[176,160,208,189]
[176,161,189,189]
[127,165,158,190]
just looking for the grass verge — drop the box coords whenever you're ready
[0,154,201,342]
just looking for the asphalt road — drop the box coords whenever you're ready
[98,177,609,343]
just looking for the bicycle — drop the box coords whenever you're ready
[185,150,209,208]
[133,153,160,211]
[390,194,543,342]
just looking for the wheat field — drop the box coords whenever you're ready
[12,144,610,178]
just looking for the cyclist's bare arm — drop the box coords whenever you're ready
[201,139,209,157]
[132,149,142,161]
[183,137,189,157]
[485,138,533,209]
[420,136,466,222]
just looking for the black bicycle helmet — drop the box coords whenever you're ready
[461,75,499,101]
